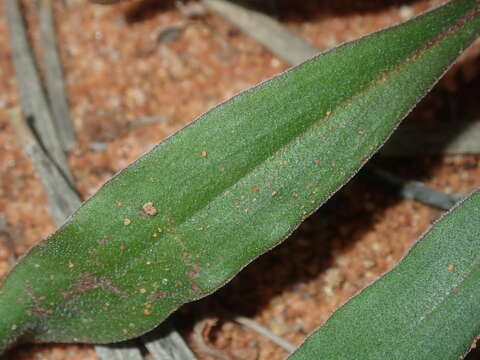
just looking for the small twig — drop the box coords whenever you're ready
[361,166,464,210]
[202,0,318,66]
[39,0,77,151]
[234,316,296,354]
[6,0,73,181]
[192,318,231,360]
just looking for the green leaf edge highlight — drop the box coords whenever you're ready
[1,0,479,351]
[290,190,480,360]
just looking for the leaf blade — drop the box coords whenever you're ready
[1,0,479,350]
[289,190,480,360]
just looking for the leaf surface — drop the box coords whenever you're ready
[290,190,480,360]
[1,0,479,351]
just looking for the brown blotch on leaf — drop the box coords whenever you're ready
[25,286,52,319]
[148,292,168,301]
[62,274,128,301]
[191,283,201,294]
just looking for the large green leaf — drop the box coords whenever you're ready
[1,0,479,352]
[290,190,480,360]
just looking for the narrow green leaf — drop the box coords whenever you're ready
[290,190,480,360]
[1,0,479,351]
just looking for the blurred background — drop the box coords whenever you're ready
[0,0,479,359]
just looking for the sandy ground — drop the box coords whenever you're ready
[0,0,479,359]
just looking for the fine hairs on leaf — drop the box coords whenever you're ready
[1,0,480,358]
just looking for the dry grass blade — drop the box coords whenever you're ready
[234,317,296,354]
[5,0,72,182]
[95,342,144,360]
[202,0,318,66]
[142,319,197,360]
[39,0,77,151]
[361,166,464,210]
[7,108,80,225]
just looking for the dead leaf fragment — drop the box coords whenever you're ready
[143,202,158,216]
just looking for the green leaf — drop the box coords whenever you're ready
[290,190,480,360]
[1,0,479,351]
